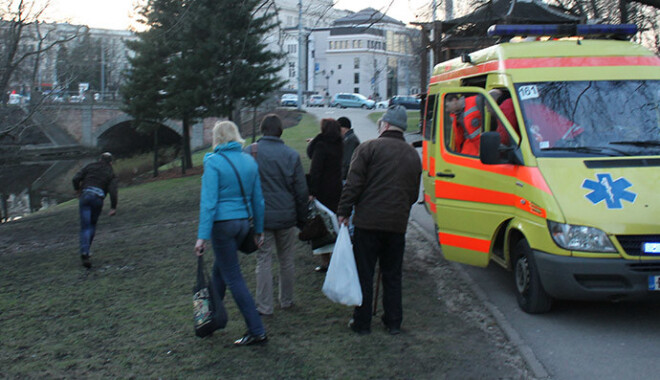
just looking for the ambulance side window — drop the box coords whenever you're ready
[422,94,437,141]
[444,92,484,157]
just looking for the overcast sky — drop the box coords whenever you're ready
[44,0,430,31]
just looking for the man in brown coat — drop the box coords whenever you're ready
[337,105,421,335]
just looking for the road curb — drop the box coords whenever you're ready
[409,220,550,379]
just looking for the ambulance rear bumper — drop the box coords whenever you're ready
[532,250,660,301]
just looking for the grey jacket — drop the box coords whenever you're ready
[245,136,309,230]
[342,129,360,180]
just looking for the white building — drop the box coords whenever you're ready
[263,0,351,91]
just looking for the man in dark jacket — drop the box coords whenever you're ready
[337,105,421,335]
[246,114,308,315]
[338,116,360,181]
[72,152,118,268]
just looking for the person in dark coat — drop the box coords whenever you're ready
[72,152,118,268]
[307,118,343,272]
[338,116,360,181]
[338,105,422,336]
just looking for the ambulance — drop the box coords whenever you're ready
[419,24,660,313]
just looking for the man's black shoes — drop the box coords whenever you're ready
[348,319,371,335]
[81,255,91,268]
[234,333,268,346]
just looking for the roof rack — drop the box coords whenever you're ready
[487,24,638,40]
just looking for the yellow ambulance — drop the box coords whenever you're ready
[419,24,660,313]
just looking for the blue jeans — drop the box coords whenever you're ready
[211,219,265,336]
[79,191,104,255]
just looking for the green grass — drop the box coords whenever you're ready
[368,110,421,134]
[0,158,522,378]
[0,112,526,377]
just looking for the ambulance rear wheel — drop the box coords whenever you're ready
[513,239,552,314]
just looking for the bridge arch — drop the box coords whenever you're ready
[93,115,182,144]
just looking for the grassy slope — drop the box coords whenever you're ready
[0,112,525,378]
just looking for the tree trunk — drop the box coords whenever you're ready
[153,127,159,178]
[181,115,192,174]
[619,0,629,23]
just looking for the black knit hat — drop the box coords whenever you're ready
[337,116,352,129]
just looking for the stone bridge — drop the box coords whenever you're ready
[36,102,216,150]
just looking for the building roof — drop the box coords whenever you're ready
[333,7,405,27]
[443,0,581,28]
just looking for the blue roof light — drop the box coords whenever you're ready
[487,24,638,38]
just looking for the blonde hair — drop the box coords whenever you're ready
[213,121,245,148]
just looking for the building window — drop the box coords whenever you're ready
[287,44,297,54]
[338,79,342,84]
[338,64,342,70]
[354,87,360,93]
[329,41,332,50]
[354,57,360,69]
[288,62,295,78]
[354,73,359,84]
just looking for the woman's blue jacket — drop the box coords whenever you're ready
[197,142,265,240]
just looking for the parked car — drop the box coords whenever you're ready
[307,94,325,107]
[330,93,375,109]
[376,99,389,109]
[280,93,298,107]
[389,95,421,110]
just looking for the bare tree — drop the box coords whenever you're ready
[0,0,80,140]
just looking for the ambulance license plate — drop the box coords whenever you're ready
[643,242,660,254]
[649,276,660,291]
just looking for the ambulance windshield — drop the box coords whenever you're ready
[515,80,660,157]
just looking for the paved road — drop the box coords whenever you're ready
[305,105,660,379]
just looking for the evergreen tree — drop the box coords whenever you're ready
[121,31,169,177]
[124,0,284,173]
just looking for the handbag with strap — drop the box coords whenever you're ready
[193,256,227,337]
[217,152,259,254]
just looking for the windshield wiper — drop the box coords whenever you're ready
[609,140,660,147]
[540,146,630,156]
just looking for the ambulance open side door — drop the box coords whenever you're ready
[433,88,522,267]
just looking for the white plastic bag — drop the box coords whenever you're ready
[311,199,339,255]
[322,225,362,306]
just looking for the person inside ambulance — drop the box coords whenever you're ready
[518,94,584,150]
[445,93,483,156]
[488,88,520,146]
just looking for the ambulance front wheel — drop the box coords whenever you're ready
[513,239,553,314]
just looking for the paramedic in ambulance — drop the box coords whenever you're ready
[445,94,483,156]
[488,89,520,146]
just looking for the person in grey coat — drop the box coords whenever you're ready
[245,114,309,315]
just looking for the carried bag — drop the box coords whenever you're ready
[218,152,258,254]
[322,225,363,306]
[299,200,337,249]
[193,256,227,338]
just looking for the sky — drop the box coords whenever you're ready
[45,0,431,31]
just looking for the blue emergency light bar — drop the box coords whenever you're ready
[487,24,638,38]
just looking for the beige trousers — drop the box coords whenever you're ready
[255,227,297,315]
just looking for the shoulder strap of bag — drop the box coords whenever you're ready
[217,151,252,219]
[197,256,207,288]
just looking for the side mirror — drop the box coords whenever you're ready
[480,132,523,165]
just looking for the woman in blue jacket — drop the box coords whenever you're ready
[195,121,267,346]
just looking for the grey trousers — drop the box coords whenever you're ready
[255,227,297,315]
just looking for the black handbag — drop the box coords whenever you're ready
[218,152,259,254]
[193,256,227,338]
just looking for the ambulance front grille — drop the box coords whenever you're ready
[615,235,660,256]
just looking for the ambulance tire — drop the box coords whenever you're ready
[513,239,552,314]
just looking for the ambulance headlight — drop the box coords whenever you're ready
[547,221,616,252]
